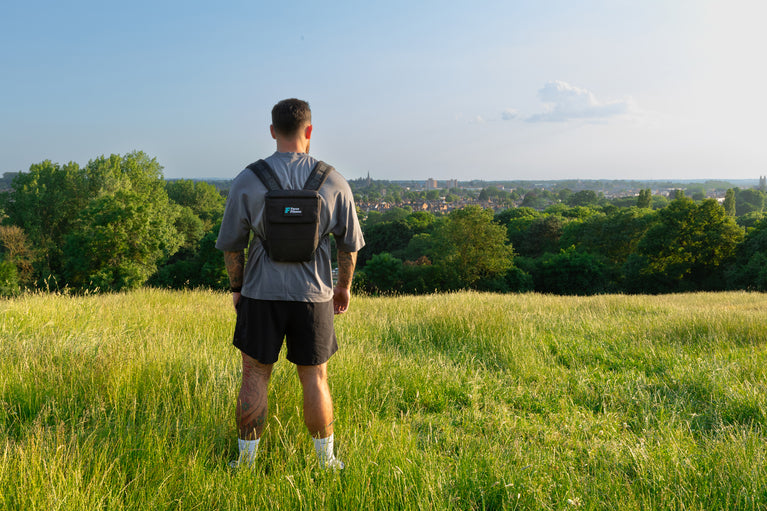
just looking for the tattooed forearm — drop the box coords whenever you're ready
[336,250,357,289]
[224,250,245,289]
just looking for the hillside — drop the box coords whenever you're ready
[2,290,767,509]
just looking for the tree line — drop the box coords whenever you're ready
[1,152,766,296]
[0,152,228,296]
[354,188,767,295]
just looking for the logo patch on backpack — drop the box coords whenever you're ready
[283,206,303,216]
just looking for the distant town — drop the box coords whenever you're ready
[349,174,766,215]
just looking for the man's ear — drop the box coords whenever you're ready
[270,125,277,140]
[304,124,313,140]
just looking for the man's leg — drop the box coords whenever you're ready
[233,352,272,466]
[296,362,334,437]
[238,352,273,438]
[297,363,343,468]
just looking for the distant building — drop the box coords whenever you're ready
[446,179,458,190]
[425,178,438,190]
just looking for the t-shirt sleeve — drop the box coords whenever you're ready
[215,173,252,252]
[330,177,365,253]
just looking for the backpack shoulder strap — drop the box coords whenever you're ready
[246,159,282,191]
[303,161,334,191]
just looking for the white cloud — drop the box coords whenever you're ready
[527,80,632,122]
[501,108,518,121]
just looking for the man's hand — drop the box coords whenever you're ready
[232,291,241,310]
[333,286,350,315]
[334,250,357,315]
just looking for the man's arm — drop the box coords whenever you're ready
[333,250,357,315]
[224,250,245,309]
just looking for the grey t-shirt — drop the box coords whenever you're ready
[216,151,365,302]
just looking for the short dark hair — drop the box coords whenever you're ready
[271,98,311,136]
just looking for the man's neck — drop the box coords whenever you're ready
[275,139,308,154]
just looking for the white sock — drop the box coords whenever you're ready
[238,438,259,465]
[313,434,335,466]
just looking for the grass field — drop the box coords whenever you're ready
[1,289,767,510]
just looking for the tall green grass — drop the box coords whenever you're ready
[1,289,767,509]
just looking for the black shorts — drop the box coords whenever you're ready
[232,297,337,366]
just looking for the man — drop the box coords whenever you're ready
[216,98,364,469]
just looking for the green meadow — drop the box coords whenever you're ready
[2,289,767,510]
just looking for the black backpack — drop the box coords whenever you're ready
[246,159,333,262]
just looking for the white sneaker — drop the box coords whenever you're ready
[228,455,255,469]
[323,456,345,470]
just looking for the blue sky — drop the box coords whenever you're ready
[2,0,766,182]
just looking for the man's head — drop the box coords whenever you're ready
[271,98,312,138]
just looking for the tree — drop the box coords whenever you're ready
[380,207,411,224]
[736,212,765,230]
[62,152,183,291]
[651,195,670,210]
[0,259,19,297]
[521,191,552,210]
[362,252,403,293]
[402,211,436,232]
[558,189,573,203]
[1,160,88,282]
[561,207,655,266]
[631,197,743,291]
[735,188,765,216]
[535,246,610,295]
[431,206,514,288]
[166,180,225,229]
[686,185,706,201]
[403,233,434,262]
[637,189,652,209]
[150,224,228,289]
[0,225,35,285]
[727,217,767,291]
[545,204,598,220]
[63,189,182,291]
[566,190,599,207]
[520,215,565,258]
[723,189,736,216]
[495,207,540,255]
[359,219,416,267]
[173,206,206,252]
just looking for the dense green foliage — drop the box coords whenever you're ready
[2,290,767,509]
[357,190,766,296]
[1,153,184,292]
[0,153,227,294]
[2,152,766,296]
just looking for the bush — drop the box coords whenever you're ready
[0,259,20,297]
[534,247,610,295]
[361,253,403,294]
[504,266,534,293]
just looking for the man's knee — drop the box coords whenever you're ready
[296,363,328,388]
[242,352,273,381]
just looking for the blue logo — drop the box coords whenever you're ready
[283,206,303,216]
